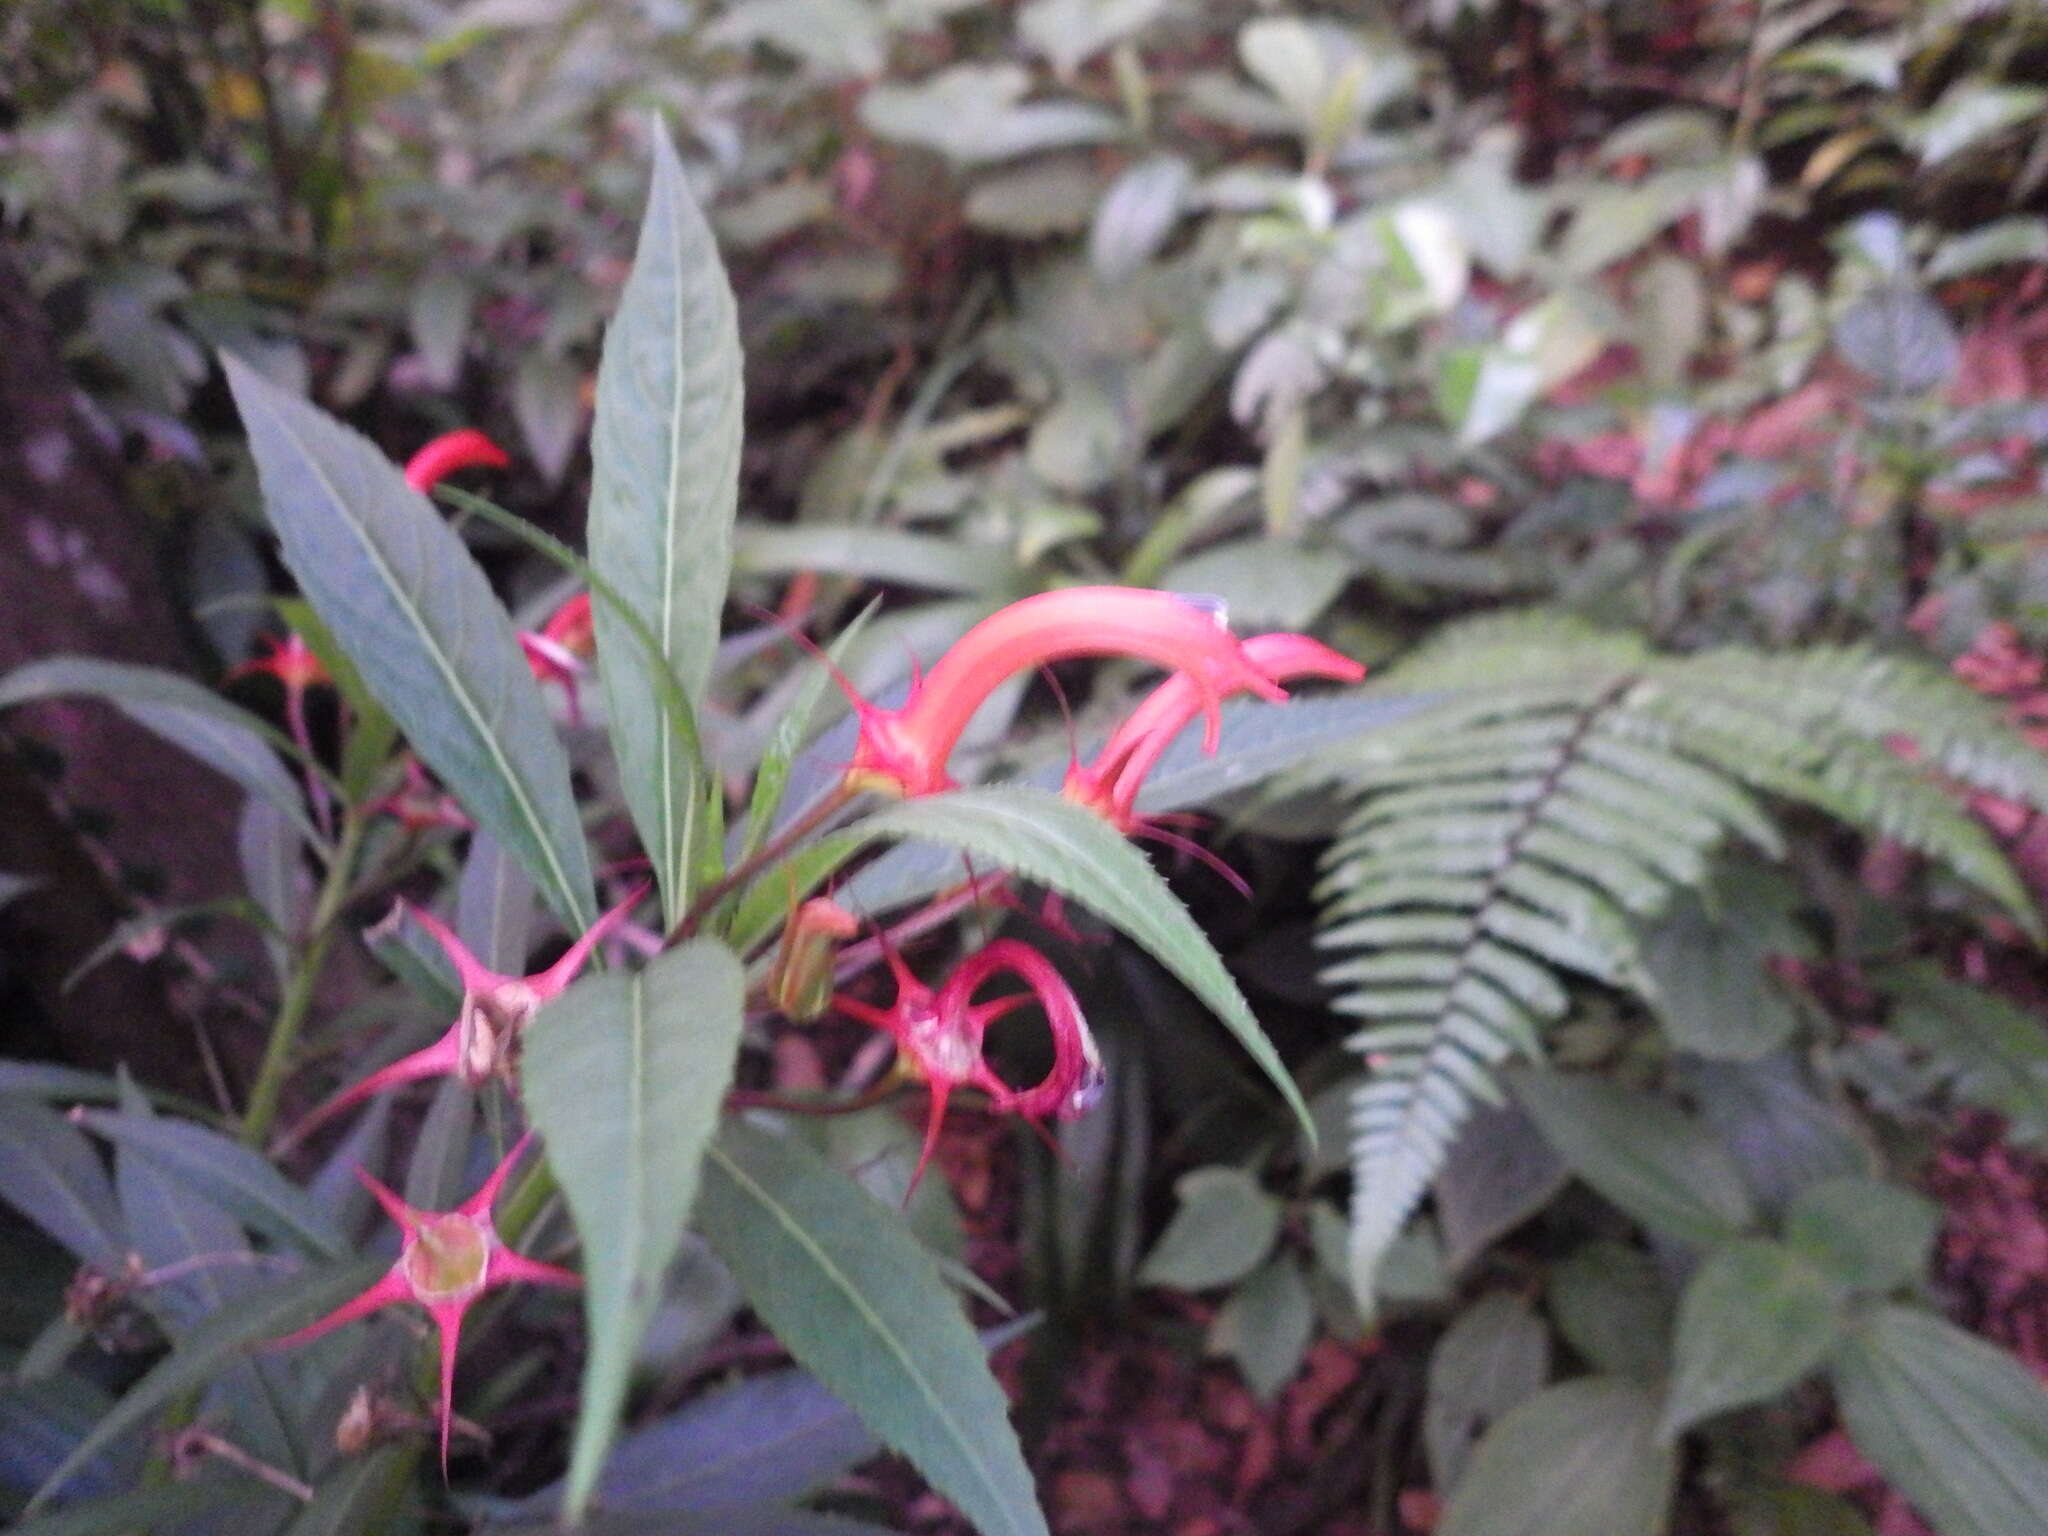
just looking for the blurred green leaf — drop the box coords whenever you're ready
[0,657,322,844]
[1831,1306,2048,1536]
[1209,1255,1314,1401]
[1440,1376,1675,1536]
[72,1109,344,1260]
[1660,1238,1838,1439]
[1511,1069,1755,1248]
[1425,1291,1550,1488]
[0,1097,125,1269]
[1783,1176,1940,1295]
[1137,1166,1282,1289]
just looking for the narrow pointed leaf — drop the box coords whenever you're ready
[587,121,742,923]
[222,354,594,925]
[522,939,747,1520]
[696,1119,1050,1536]
[72,1108,345,1259]
[856,787,1314,1141]
[0,1097,125,1268]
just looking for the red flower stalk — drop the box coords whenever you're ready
[403,429,509,494]
[833,937,1104,1193]
[230,633,335,836]
[268,1134,577,1473]
[228,632,331,694]
[287,885,645,1142]
[836,588,1289,798]
[518,593,595,725]
[1063,632,1365,832]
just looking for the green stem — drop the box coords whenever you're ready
[242,810,365,1146]
[668,785,857,945]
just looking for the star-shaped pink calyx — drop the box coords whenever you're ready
[268,1133,578,1472]
[287,884,645,1143]
[833,937,1104,1194]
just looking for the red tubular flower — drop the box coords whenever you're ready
[833,937,1104,1193]
[268,1133,577,1473]
[837,588,1289,798]
[1063,632,1365,832]
[403,429,509,494]
[287,885,645,1143]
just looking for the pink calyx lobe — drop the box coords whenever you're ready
[268,1133,577,1474]
[839,588,1288,799]
[1063,632,1365,832]
[520,592,595,724]
[833,937,1104,1194]
[286,885,644,1143]
[403,429,509,494]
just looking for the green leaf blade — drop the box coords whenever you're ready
[0,657,322,844]
[696,1119,1050,1536]
[521,939,748,1520]
[1660,1238,1839,1439]
[1509,1069,1754,1248]
[222,354,594,926]
[587,122,743,923]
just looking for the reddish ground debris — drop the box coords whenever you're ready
[846,1115,1389,1535]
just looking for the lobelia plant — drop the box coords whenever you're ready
[0,123,1384,1536]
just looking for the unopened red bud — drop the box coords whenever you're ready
[769,898,860,1022]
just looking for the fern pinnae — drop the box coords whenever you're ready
[1316,609,2048,1316]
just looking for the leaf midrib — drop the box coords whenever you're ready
[705,1140,1033,1536]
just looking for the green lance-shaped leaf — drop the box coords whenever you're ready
[0,1096,125,1269]
[696,1119,1050,1536]
[72,1108,345,1260]
[521,939,747,1520]
[222,354,594,926]
[587,119,742,924]
[1830,1305,2048,1536]
[856,787,1314,1142]
[0,657,325,844]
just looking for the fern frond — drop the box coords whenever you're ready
[1316,610,2048,1313]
